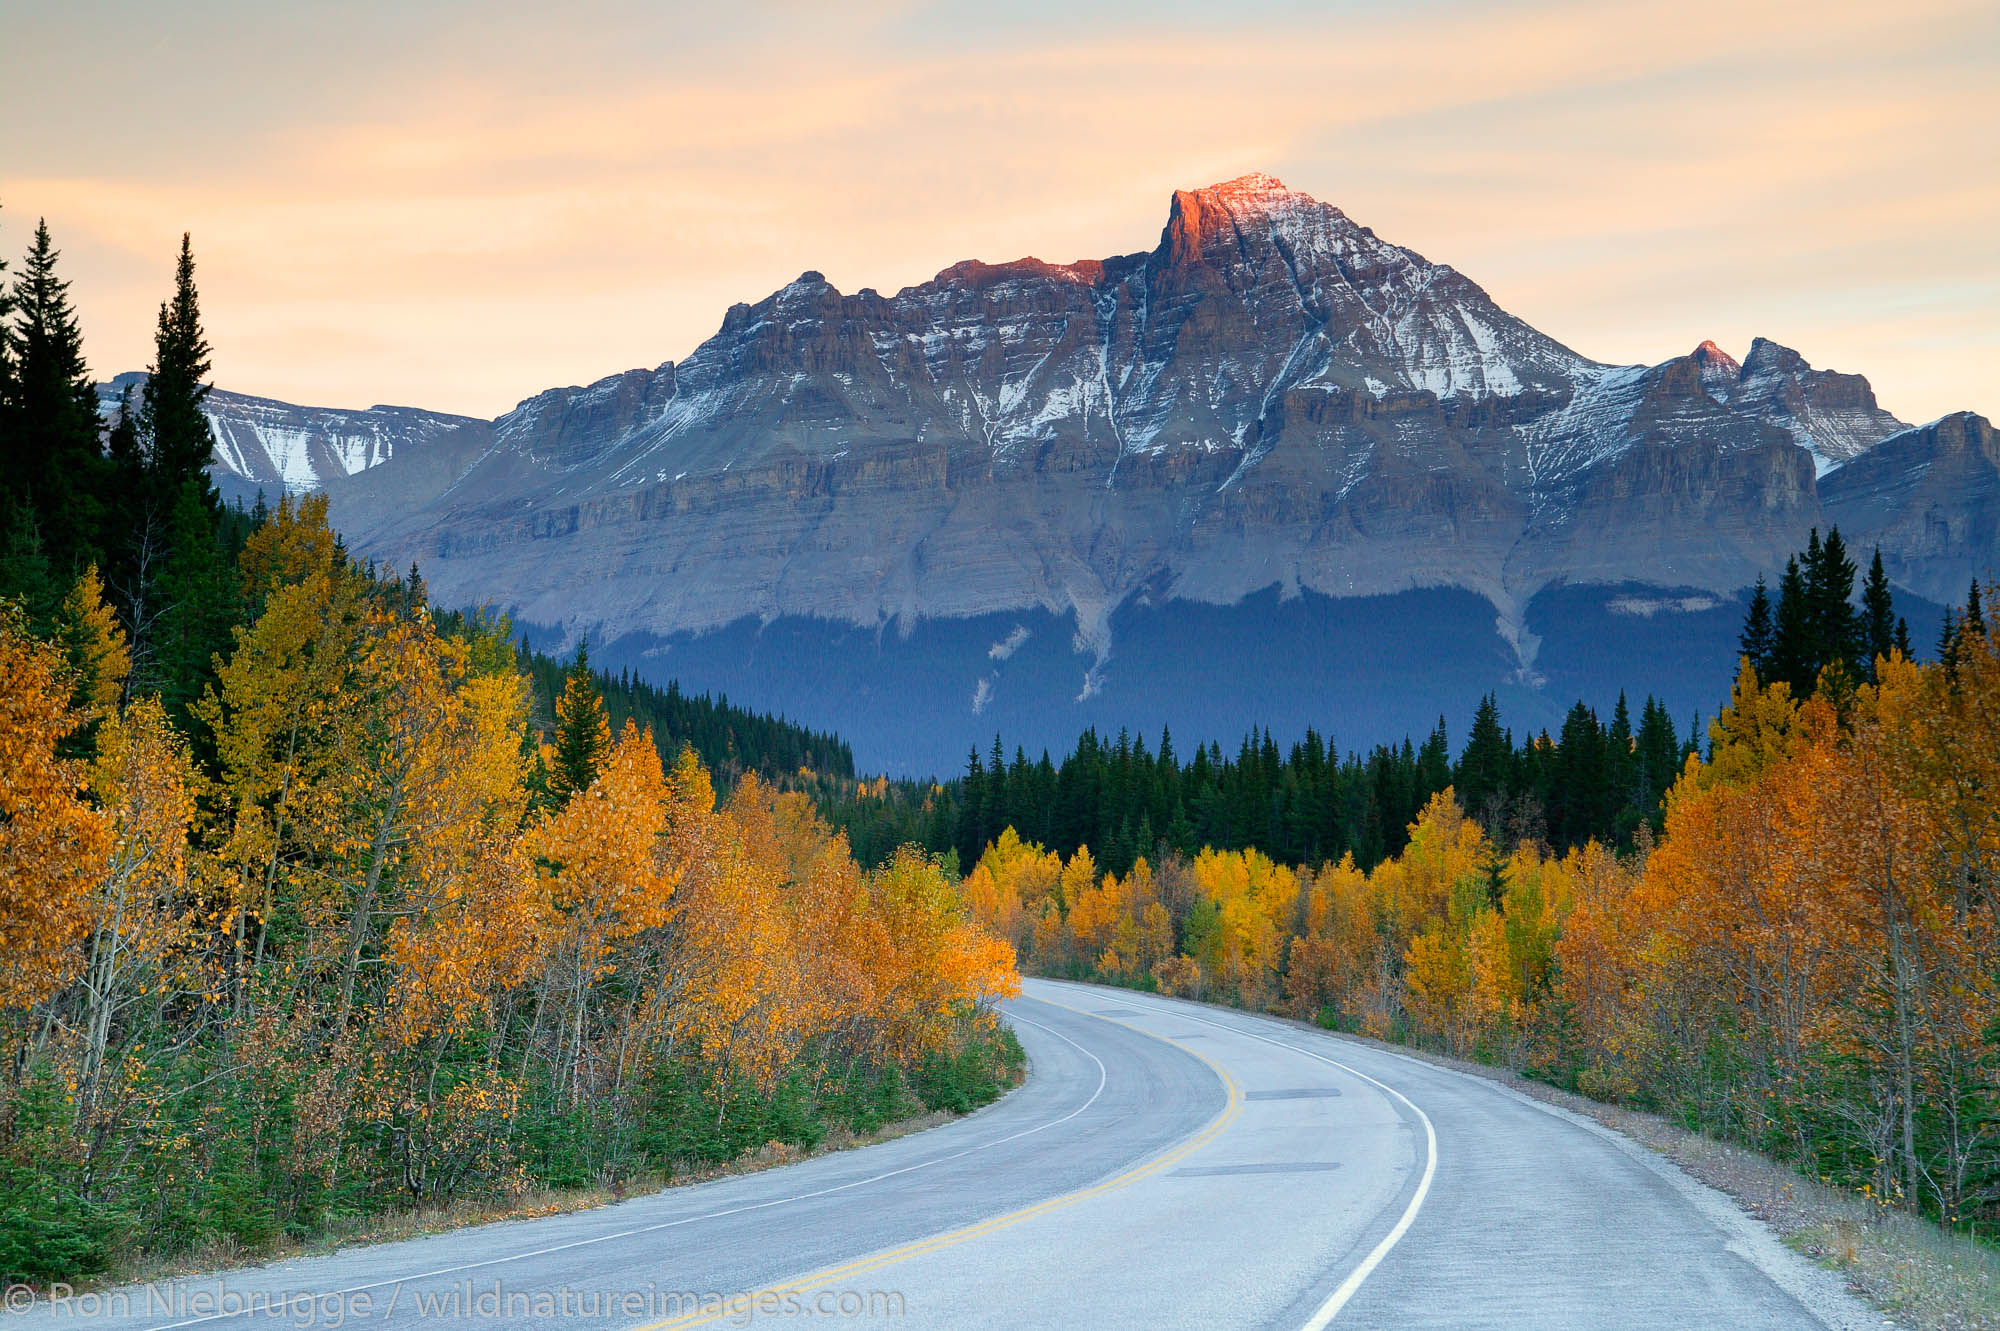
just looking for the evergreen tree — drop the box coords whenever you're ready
[1455,693,1511,829]
[548,640,612,803]
[1806,525,1861,674]
[139,234,216,510]
[0,208,17,500]
[1003,745,1035,846]
[1475,841,1510,911]
[403,561,427,616]
[1634,697,1682,828]
[985,733,1009,849]
[1939,607,1961,677]
[123,236,232,684]
[1738,575,1774,678]
[1768,556,1814,694]
[0,502,59,626]
[1894,616,1912,661]
[1607,691,1639,836]
[1416,717,1451,802]
[145,480,236,719]
[7,219,104,571]
[1165,794,1196,859]
[1968,581,1987,639]
[1860,547,1897,676]
[957,744,986,868]
[1549,702,1608,849]
[504,633,853,790]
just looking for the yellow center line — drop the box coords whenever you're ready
[626,996,1243,1331]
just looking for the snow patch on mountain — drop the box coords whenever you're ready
[96,374,484,497]
[1608,594,1725,617]
[1517,363,1650,502]
[988,625,1032,660]
[1711,337,1907,473]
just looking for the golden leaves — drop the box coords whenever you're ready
[3,493,1034,1247]
[0,613,110,1010]
[527,720,679,937]
[57,563,131,715]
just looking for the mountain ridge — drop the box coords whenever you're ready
[96,174,1996,771]
[95,370,489,504]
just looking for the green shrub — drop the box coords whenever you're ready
[0,1071,114,1284]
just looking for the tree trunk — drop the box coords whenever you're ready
[1882,831,1922,1212]
[336,791,401,1034]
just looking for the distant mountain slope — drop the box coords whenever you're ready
[121,174,1991,771]
[95,371,489,505]
[1823,411,1999,604]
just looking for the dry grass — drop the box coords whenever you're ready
[104,1182,634,1290]
[88,1098,999,1294]
[1315,1024,2000,1330]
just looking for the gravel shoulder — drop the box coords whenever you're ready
[1259,1003,2000,1331]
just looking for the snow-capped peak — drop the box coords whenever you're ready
[1184,172,1295,206]
[1691,340,1741,398]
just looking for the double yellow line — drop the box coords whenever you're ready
[630,998,1243,1330]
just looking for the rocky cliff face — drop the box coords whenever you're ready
[1823,412,2000,603]
[167,174,1995,769]
[1701,337,1908,474]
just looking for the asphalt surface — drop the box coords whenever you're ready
[8,978,1876,1330]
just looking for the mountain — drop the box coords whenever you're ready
[95,371,489,506]
[1822,411,2000,605]
[1708,337,1907,474]
[154,174,1993,773]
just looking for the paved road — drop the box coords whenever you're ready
[9,979,1872,1330]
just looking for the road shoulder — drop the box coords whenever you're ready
[1060,979,1995,1331]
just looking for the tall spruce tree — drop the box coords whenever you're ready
[1455,693,1512,828]
[130,235,233,700]
[1939,607,1961,676]
[958,744,986,868]
[1550,702,1607,849]
[8,219,104,572]
[146,479,237,717]
[1806,525,1861,674]
[1635,697,1682,827]
[1768,556,1813,693]
[985,733,1010,851]
[140,234,215,509]
[1759,529,1872,694]
[1480,844,1511,912]
[1417,717,1452,800]
[1860,547,1898,675]
[1739,575,1775,678]
[0,210,47,615]
[548,640,612,803]
[1607,691,1637,820]
[0,205,16,485]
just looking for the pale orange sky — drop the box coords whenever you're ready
[4,0,1995,424]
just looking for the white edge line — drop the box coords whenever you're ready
[131,999,1106,1331]
[1044,984,1436,1330]
[1298,1067,1437,1328]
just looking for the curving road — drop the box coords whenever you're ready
[10,979,1872,1330]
